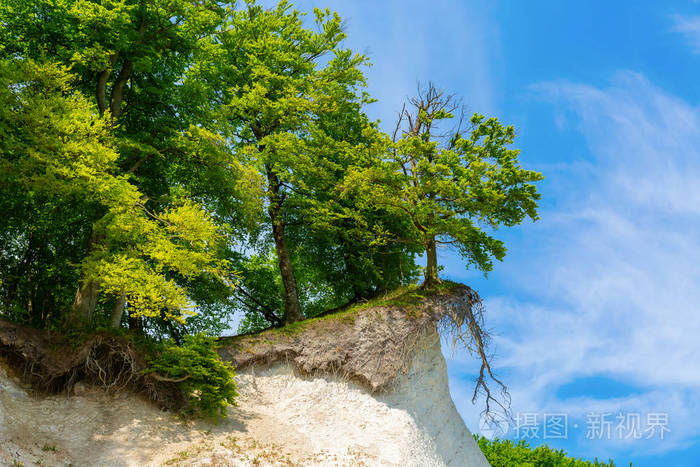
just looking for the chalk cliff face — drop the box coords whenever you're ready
[230,328,490,466]
[0,285,490,466]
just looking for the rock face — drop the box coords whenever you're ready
[232,328,490,466]
[0,285,490,466]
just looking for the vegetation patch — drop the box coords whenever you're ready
[476,436,629,467]
[0,319,235,420]
[0,0,540,427]
[145,334,237,420]
[230,281,460,343]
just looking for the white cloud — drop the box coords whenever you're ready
[446,72,700,457]
[291,0,501,127]
[672,15,700,54]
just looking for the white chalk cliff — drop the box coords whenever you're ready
[0,285,490,466]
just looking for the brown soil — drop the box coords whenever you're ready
[218,283,480,392]
[0,320,182,409]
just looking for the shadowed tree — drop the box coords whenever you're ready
[0,0,233,328]
[0,61,234,329]
[190,1,375,324]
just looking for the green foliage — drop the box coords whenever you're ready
[0,0,543,392]
[146,334,237,420]
[186,0,423,324]
[342,84,543,284]
[0,60,234,327]
[233,250,285,333]
[0,0,238,333]
[475,436,627,467]
[0,59,109,324]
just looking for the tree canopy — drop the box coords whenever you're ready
[0,59,233,329]
[0,0,542,349]
[343,83,543,286]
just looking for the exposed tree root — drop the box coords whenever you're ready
[437,286,511,424]
[0,319,183,410]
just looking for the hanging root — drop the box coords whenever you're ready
[0,320,185,411]
[82,337,141,392]
[437,286,511,425]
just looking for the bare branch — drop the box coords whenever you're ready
[149,373,190,383]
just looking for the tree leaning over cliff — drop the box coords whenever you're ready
[190,1,374,324]
[343,82,544,286]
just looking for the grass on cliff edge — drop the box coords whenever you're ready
[229,281,462,341]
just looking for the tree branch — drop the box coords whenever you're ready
[233,286,282,326]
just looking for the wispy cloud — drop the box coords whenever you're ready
[671,14,700,53]
[447,72,700,458]
[293,0,502,126]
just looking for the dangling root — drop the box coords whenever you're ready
[0,320,184,410]
[437,286,511,425]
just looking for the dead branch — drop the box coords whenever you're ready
[149,373,190,383]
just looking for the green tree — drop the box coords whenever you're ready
[0,60,233,328]
[344,83,544,286]
[475,436,623,467]
[191,1,376,324]
[0,0,236,329]
[0,0,224,122]
[146,334,238,420]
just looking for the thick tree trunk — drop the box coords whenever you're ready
[423,236,440,288]
[96,55,117,116]
[110,290,127,328]
[68,280,100,326]
[266,169,303,325]
[109,59,133,120]
[66,229,104,327]
[128,310,143,334]
[96,69,110,116]
[108,20,145,120]
[271,216,303,324]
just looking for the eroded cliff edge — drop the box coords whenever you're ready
[219,283,475,392]
[0,284,490,466]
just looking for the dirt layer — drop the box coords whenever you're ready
[218,283,480,392]
[0,320,182,409]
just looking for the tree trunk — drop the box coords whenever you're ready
[128,310,143,335]
[96,55,117,116]
[66,230,104,328]
[96,69,110,116]
[110,290,127,328]
[271,216,303,324]
[68,280,100,327]
[423,236,440,287]
[266,169,303,325]
[109,59,134,120]
[108,20,145,120]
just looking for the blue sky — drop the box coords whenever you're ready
[286,1,700,465]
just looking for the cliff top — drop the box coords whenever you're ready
[0,281,483,399]
[218,282,480,392]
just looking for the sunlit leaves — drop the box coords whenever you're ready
[189,1,387,319]
[0,60,234,323]
[344,97,544,275]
